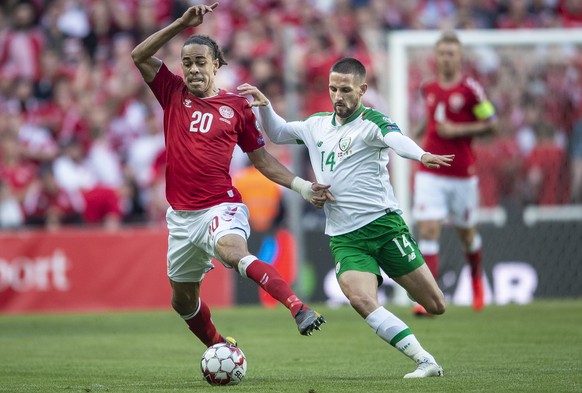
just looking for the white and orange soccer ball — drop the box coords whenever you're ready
[200,342,247,386]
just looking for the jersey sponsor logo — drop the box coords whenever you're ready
[338,137,351,152]
[449,93,465,112]
[255,119,261,131]
[219,105,234,119]
[184,99,192,108]
[317,141,323,147]
[335,261,341,274]
[382,116,393,123]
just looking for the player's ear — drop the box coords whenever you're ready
[213,58,219,74]
[359,82,368,96]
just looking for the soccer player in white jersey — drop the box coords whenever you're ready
[238,58,454,378]
[131,3,328,353]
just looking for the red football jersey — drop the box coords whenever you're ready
[419,76,492,178]
[148,64,265,210]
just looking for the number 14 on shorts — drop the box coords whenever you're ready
[392,235,417,262]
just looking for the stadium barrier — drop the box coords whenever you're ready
[0,228,233,314]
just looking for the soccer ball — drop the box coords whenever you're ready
[200,342,247,386]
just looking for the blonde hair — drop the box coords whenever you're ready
[436,31,462,47]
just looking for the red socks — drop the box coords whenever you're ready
[184,300,223,347]
[466,249,482,278]
[185,259,307,347]
[467,249,484,310]
[245,259,305,317]
[423,253,439,279]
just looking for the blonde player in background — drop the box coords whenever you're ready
[412,31,498,315]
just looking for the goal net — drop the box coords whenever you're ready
[381,29,582,305]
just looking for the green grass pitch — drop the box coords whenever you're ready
[1,300,581,392]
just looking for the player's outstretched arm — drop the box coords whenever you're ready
[131,2,218,82]
[384,132,454,168]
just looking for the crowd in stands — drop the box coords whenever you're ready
[0,0,581,230]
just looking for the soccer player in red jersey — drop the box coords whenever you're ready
[131,3,329,347]
[412,31,498,314]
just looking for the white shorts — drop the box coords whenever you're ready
[166,203,251,283]
[412,172,479,228]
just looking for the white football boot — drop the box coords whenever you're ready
[403,357,444,378]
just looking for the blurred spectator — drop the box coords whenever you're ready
[558,0,582,27]
[496,0,542,29]
[455,0,499,29]
[125,108,165,214]
[144,149,169,225]
[52,138,122,228]
[0,1,44,82]
[23,164,81,230]
[0,130,38,204]
[522,122,568,205]
[34,48,72,101]
[0,179,24,228]
[82,185,122,229]
[52,138,95,200]
[412,0,457,30]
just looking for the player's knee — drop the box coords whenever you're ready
[171,298,193,315]
[348,293,378,316]
[171,291,198,316]
[425,296,446,315]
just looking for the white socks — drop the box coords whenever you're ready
[365,307,434,363]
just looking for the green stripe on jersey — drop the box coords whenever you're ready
[362,108,402,137]
[389,328,413,347]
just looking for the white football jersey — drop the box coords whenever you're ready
[261,104,410,236]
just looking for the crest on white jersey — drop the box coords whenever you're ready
[219,105,234,118]
[339,137,351,152]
